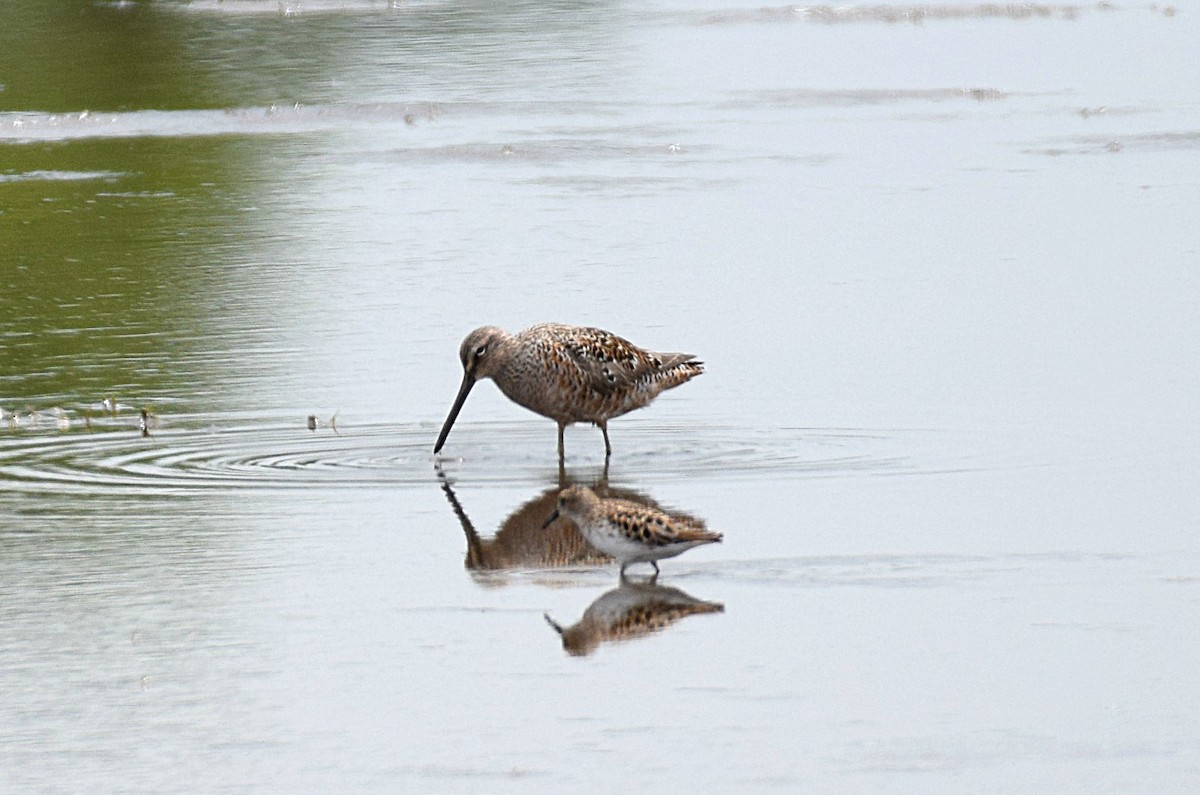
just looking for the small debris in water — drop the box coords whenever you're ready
[305,411,340,433]
[139,408,152,437]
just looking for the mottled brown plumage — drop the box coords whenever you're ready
[433,323,703,459]
[543,485,723,576]
[544,579,724,656]
[437,468,715,581]
[439,477,612,573]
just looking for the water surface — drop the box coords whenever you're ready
[2,1,1199,790]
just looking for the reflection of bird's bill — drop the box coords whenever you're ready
[540,508,560,529]
[434,372,475,453]
[435,463,487,568]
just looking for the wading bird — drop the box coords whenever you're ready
[433,323,703,460]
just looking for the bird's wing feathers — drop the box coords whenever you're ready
[550,325,696,395]
[608,501,721,547]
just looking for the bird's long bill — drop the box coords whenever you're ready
[541,509,560,530]
[433,373,475,453]
[543,613,565,636]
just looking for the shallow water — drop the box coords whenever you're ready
[3,1,1199,791]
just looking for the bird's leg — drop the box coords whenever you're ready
[557,422,566,463]
[651,561,660,576]
[599,421,611,459]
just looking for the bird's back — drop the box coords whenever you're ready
[603,498,722,548]
[497,324,703,424]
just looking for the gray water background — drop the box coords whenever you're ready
[2,1,1199,791]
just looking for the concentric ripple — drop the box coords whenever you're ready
[0,416,1019,496]
[0,419,428,495]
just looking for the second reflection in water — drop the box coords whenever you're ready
[438,467,724,657]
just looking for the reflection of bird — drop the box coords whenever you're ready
[443,480,611,572]
[545,579,724,656]
[436,466,709,576]
[544,485,722,576]
[433,323,703,460]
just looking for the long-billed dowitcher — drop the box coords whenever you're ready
[542,485,722,576]
[433,323,703,459]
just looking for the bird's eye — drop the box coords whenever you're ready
[475,345,488,357]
